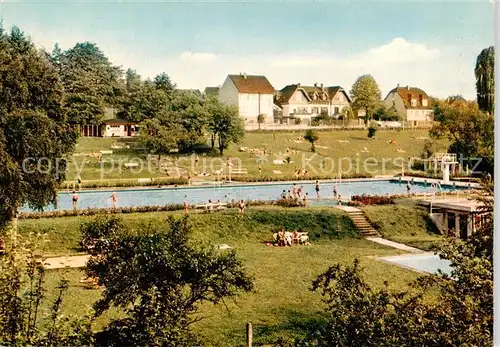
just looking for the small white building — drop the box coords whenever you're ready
[274,83,351,124]
[80,119,139,137]
[219,73,275,124]
[383,85,434,125]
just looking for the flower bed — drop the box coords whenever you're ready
[349,194,395,206]
[19,199,280,220]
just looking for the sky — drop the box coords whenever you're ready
[0,1,495,99]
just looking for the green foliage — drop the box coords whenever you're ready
[304,129,319,152]
[339,106,354,121]
[430,99,493,175]
[350,75,382,124]
[294,118,301,125]
[257,113,266,130]
[474,46,494,114]
[297,186,493,346]
[0,27,77,232]
[207,100,245,155]
[367,121,378,138]
[58,42,122,125]
[0,233,92,345]
[136,116,180,166]
[81,215,254,346]
[373,105,401,121]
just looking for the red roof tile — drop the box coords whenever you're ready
[229,74,275,94]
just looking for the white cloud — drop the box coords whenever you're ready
[5,25,477,99]
[362,37,440,64]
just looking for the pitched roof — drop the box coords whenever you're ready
[388,86,432,109]
[204,86,220,96]
[228,74,275,94]
[275,84,351,105]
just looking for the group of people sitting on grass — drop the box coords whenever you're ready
[271,228,310,247]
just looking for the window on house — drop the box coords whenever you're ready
[334,107,340,114]
[312,107,319,114]
[411,99,417,107]
[321,107,328,113]
[422,99,428,107]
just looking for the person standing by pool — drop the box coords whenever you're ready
[280,190,287,199]
[303,193,309,207]
[337,194,342,206]
[407,181,411,195]
[238,200,245,216]
[72,191,79,211]
[315,181,320,199]
[292,183,298,199]
[297,186,303,199]
[184,196,189,213]
[333,184,338,198]
[110,192,118,209]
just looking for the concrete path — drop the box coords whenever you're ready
[42,255,90,269]
[365,237,423,253]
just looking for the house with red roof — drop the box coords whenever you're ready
[274,83,351,124]
[219,73,275,124]
[383,85,434,125]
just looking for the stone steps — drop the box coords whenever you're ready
[346,210,380,237]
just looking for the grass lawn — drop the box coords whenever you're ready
[67,129,448,182]
[362,199,444,250]
[25,207,424,346]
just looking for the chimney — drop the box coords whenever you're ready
[243,73,247,79]
[406,85,410,90]
[314,82,317,87]
[321,83,324,90]
[397,83,400,88]
[297,83,301,87]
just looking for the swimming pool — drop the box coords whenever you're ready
[22,179,465,212]
[379,253,453,276]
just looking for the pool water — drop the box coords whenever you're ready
[380,253,453,276]
[22,179,464,212]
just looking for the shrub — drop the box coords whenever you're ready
[350,194,394,205]
[367,121,378,138]
[294,118,302,125]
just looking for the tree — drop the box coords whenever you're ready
[367,120,378,138]
[136,114,181,170]
[168,90,209,151]
[154,72,176,95]
[340,106,354,127]
[0,27,77,251]
[474,46,494,114]
[304,129,319,152]
[430,99,493,176]
[350,75,382,125]
[0,231,92,345]
[373,105,401,121]
[257,113,266,130]
[81,215,253,346]
[118,79,169,122]
[208,103,244,155]
[296,184,493,346]
[59,42,122,125]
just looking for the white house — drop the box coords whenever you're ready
[81,119,139,137]
[218,74,275,124]
[383,85,434,125]
[274,83,351,124]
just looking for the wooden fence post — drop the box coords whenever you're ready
[246,321,253,347]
